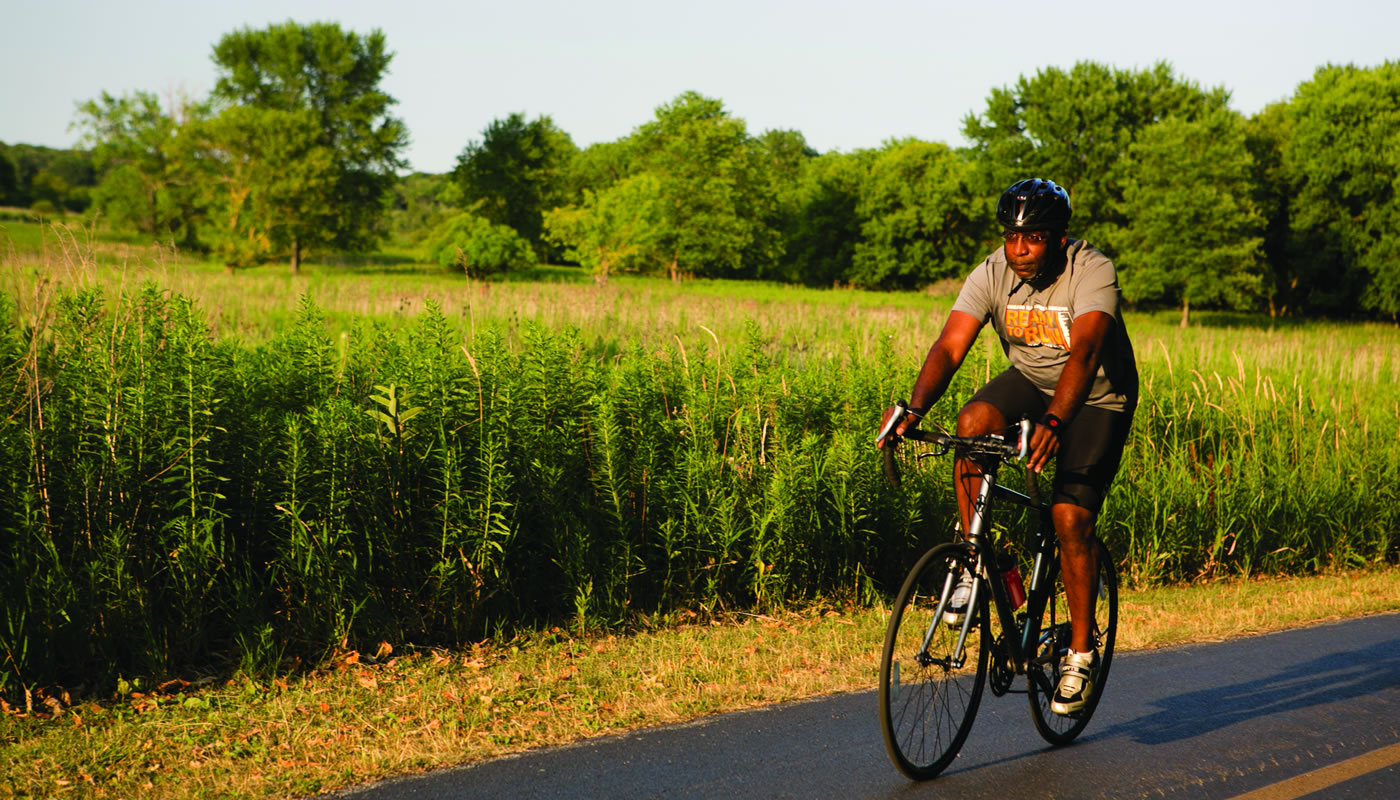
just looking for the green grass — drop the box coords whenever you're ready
[1,568,1396,799]
[0,219,1396,723]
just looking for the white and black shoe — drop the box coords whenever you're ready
[1050,648,1099,715]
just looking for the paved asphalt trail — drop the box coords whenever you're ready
[334,613,1400,799]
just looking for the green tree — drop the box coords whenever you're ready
[35,151,95,212]
[759,129,822,283]
[757,129,818,187]
[0,143,98,214]
[1117,109,1265,326]
[0,145,17,205]
[963,61,1230,253]
[210,21,407,270]
[775,149,872,286]
[629,91,782,279]
[389,172,459,242]
[191,106,338,270]
[1283,62,1400,317]
[562,139,634,205]
[453,113,577,258]
[849,139,986,290]
[543,173,665,282]
[28,170,74,213]
[427,211,536,278]
[1244,102,1300,316]
[75,91,204,242]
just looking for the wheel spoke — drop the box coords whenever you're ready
[880,544,987,779]
[1026,539,1117,745]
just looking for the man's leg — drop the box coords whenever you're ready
[1052,502,1098,653]
[954,369,1046,534]
[954,401,1006,534]
[1046,405,1130,714]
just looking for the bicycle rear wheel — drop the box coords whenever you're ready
[1026,537,1117,745]
[879,542,988,780]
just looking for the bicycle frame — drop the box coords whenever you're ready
[915,444,1059,691]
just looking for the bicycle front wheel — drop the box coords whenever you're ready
[879,542,988,780]
[1026,537,1118,745]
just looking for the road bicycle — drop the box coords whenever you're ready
[874,400,1118,780]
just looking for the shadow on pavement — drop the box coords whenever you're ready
[1101,636,1400,745]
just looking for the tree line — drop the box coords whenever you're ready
[0,141,96,216]
[6,20,1399,319]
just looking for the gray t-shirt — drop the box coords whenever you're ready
[951,239,1138,412]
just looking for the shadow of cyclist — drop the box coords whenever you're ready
[1096,635,1400,746]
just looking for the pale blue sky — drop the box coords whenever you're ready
[4,0,1394,174]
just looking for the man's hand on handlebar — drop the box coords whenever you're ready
[1025,419,1060,473]
[876,401,923,449]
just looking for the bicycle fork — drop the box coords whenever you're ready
[919,568,976,669]
[918,472,1001,669]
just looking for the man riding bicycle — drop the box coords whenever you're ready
[879,178,1138,715]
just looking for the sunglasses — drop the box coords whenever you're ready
[1000,230,1054,245]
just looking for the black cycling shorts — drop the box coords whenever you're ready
[966,368,1134,513]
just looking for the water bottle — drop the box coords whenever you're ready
[1000,555,1026,609]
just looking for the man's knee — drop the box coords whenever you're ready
[1052,503,1096,550]
[957,401,1006,436]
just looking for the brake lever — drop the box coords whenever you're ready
[875,400,907,446]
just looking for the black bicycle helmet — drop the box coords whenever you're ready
[996,179,1071,232]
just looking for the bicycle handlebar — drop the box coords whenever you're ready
[878,400,1031,463]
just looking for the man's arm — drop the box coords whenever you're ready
[885,310,985,442]
[1026,310,1114,472]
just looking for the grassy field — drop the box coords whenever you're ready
[0,219,1397,797]
[1,569,1396,799]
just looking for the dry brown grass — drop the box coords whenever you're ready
[3,568,1397,799]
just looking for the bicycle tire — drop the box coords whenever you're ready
[1025,537,1117,745]
[879,542,989,780]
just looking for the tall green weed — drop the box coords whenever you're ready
[0,276,1395,698]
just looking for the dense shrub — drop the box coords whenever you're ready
[0,284,1394,698]
[427,212,536,277]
